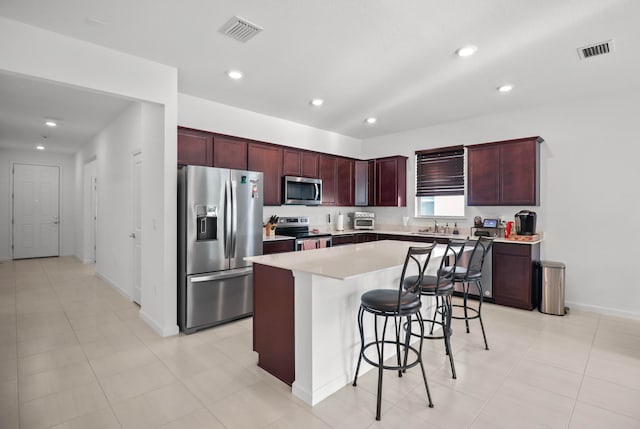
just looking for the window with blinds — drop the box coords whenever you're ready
[415,146,464,197]
[415,146,465,217]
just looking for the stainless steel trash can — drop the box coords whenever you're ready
[539,261,566,316]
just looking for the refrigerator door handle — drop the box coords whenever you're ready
[231,180,238,256]
[224,179,232,258]
[189,267,253,283]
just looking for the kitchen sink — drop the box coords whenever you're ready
[411,231,448,236]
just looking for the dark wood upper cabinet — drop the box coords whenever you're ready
[367,160,376,207]
[467,137,542,206]
[282,148,302,176]
[177,127,408,209]
[375,156,407,207]
[336,157,354,206]
[213,135,247,170]
[319,155,337,206]
[354,160,369,206]
[301,152,319,178]
[177,128,213,166]
[248,142,283,206]
[283,148,319,178]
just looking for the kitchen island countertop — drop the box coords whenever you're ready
[247,239,445,280]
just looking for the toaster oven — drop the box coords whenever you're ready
[352,212,375,230]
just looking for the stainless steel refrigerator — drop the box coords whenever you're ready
[178,165,264,333]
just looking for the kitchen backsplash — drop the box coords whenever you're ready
[264,205,541,232]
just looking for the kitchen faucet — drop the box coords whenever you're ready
[433,219,439,233]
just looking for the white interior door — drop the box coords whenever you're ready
[90,176,97,263]
[13,164,60,259]
[132,152,142,304]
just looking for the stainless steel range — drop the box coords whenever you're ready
[275,216,332,251]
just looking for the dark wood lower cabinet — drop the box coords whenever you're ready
[492,242,540,310]
[355,233,377,243]
[253,264,295,385]
[332,235,354,246]
[263,239,295,255]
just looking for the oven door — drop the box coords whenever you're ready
[295,236,332,251]
[354,218,374,230]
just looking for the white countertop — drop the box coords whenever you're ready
[247,240,446,280]
[321,228,543,245]
[262,228,543,245]
[262,234,296,242]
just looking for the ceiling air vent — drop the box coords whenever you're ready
[577,40,614,60]
[220,16,263,43]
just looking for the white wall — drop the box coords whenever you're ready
[363,91,640,319]
[1,17,179,336]
[178,94,362,158]
[0,148,75,260]
[75,103,141,299]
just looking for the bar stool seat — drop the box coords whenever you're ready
[353,245,436,421]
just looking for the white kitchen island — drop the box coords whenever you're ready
[245,240,445,406]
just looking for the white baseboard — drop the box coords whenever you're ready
[0,256,10,262]
[140,310,179,337]
[95,272,132,301]
[565,300,640,320]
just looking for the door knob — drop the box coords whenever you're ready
[129,233,136,238]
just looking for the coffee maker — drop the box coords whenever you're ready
[514,210,537,235]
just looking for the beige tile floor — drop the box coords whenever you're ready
[1,256,639,429]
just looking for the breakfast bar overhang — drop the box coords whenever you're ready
[245,240,445,405]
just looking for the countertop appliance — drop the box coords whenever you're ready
[275,216,332,250]
[282,176,322,205]
[352,211,375,230]
[515,210,537,235]
[178,165,263,334]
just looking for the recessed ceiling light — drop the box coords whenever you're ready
[36,145,45,150]
[455,45,478,57]
[227,70,243,80]
[310,99,324,107]
[45,121,57,127]
[365,117,377,125]
[497,84,514,93]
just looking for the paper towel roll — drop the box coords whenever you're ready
[336,213,344,231]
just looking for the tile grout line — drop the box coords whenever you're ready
[43,257,125,429]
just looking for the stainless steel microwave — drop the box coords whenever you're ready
[282,176,322,205]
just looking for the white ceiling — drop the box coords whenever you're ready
[0,72,132,153]
[1,0,639,151]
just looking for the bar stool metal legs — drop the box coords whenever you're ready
[352,245,436,421]
[452,279,489,350]
[353,307,433,420]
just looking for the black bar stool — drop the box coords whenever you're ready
[352,245,435,421]
[404,242,458,379]
[444,237,494,350]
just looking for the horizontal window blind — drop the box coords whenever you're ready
[415,146,464,197]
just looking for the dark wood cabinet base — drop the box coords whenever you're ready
[253,263,295,385]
